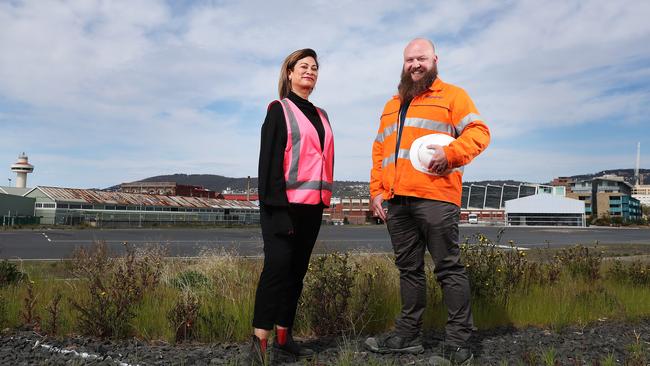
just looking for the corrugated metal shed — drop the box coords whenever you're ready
[505,194,584,214]
[34,186,258,209]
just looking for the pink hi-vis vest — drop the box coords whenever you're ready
[276,98,334,206]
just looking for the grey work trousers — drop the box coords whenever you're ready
[386,195,473,346]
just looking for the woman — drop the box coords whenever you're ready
[245,48,334,364]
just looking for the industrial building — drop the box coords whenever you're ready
[567,175,642,221]
[1,184,39,226]
[505,194,586,226]
[326,197,372,225]
[120,182,217,198]
[0,193,37,226]
[24,186,259,227]
[632,185,650,206]
[460,183,564,210]
[455,183,566,224]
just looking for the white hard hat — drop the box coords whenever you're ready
[409,133,455,176]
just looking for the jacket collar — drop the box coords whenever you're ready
[428,77,444,92]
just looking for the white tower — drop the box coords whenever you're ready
[10,153,34,188]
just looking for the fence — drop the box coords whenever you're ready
[1,215,41,226]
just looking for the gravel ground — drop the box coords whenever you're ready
[2,319,649,365]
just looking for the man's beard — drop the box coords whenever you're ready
[397,65,438,103]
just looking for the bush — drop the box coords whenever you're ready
[461,235,541,304]
[301,252,357,336]
[168,290,199,342]
[0,260,26,287]
[69,242,164,338]
[554,245,602,281]
[170,270,210,290]
[346,254,400,335]
[195,295,238,342]
[608,260,650,285]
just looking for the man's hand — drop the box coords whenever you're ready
[426,144,449,175]
[371,194,387,221]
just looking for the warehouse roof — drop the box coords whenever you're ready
[25,186,258,209]
[505,194,584,214]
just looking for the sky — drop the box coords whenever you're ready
[1,0,649,189]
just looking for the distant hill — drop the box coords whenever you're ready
[560,169,650,185]
[106,174,257,193]
[108,169,650,197]
[108,174,370,197]
[466,169,650,186]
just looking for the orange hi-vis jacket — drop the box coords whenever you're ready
[370,78,490,207]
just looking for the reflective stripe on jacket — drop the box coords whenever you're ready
[370,78,490,206]
[278,98,334,206]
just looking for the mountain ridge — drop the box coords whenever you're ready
[107,169,650,197]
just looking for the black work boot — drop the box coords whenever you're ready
[429,344,473,366]
[364,331,424,354]
[272,328,314,362]
[240,335,268,366]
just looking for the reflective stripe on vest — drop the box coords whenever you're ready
[375,117,459,143]
[279,99,334,206]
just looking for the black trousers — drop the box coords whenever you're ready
[386,196,473,347]
[252,204,323,330]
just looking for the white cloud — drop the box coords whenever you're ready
[1,0,649,188]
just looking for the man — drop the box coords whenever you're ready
[366,38,490,365]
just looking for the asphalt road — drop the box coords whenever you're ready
[0,225,649,259]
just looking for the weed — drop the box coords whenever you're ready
[0,260,26,287]
[45,291,62,335]
[20,280,40,330]
[625,330,648,366]
[0,294,7,328]
[597,353,617,366]
[541,346,558,366]
[168,290,199,342]
[520,348,539,366]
